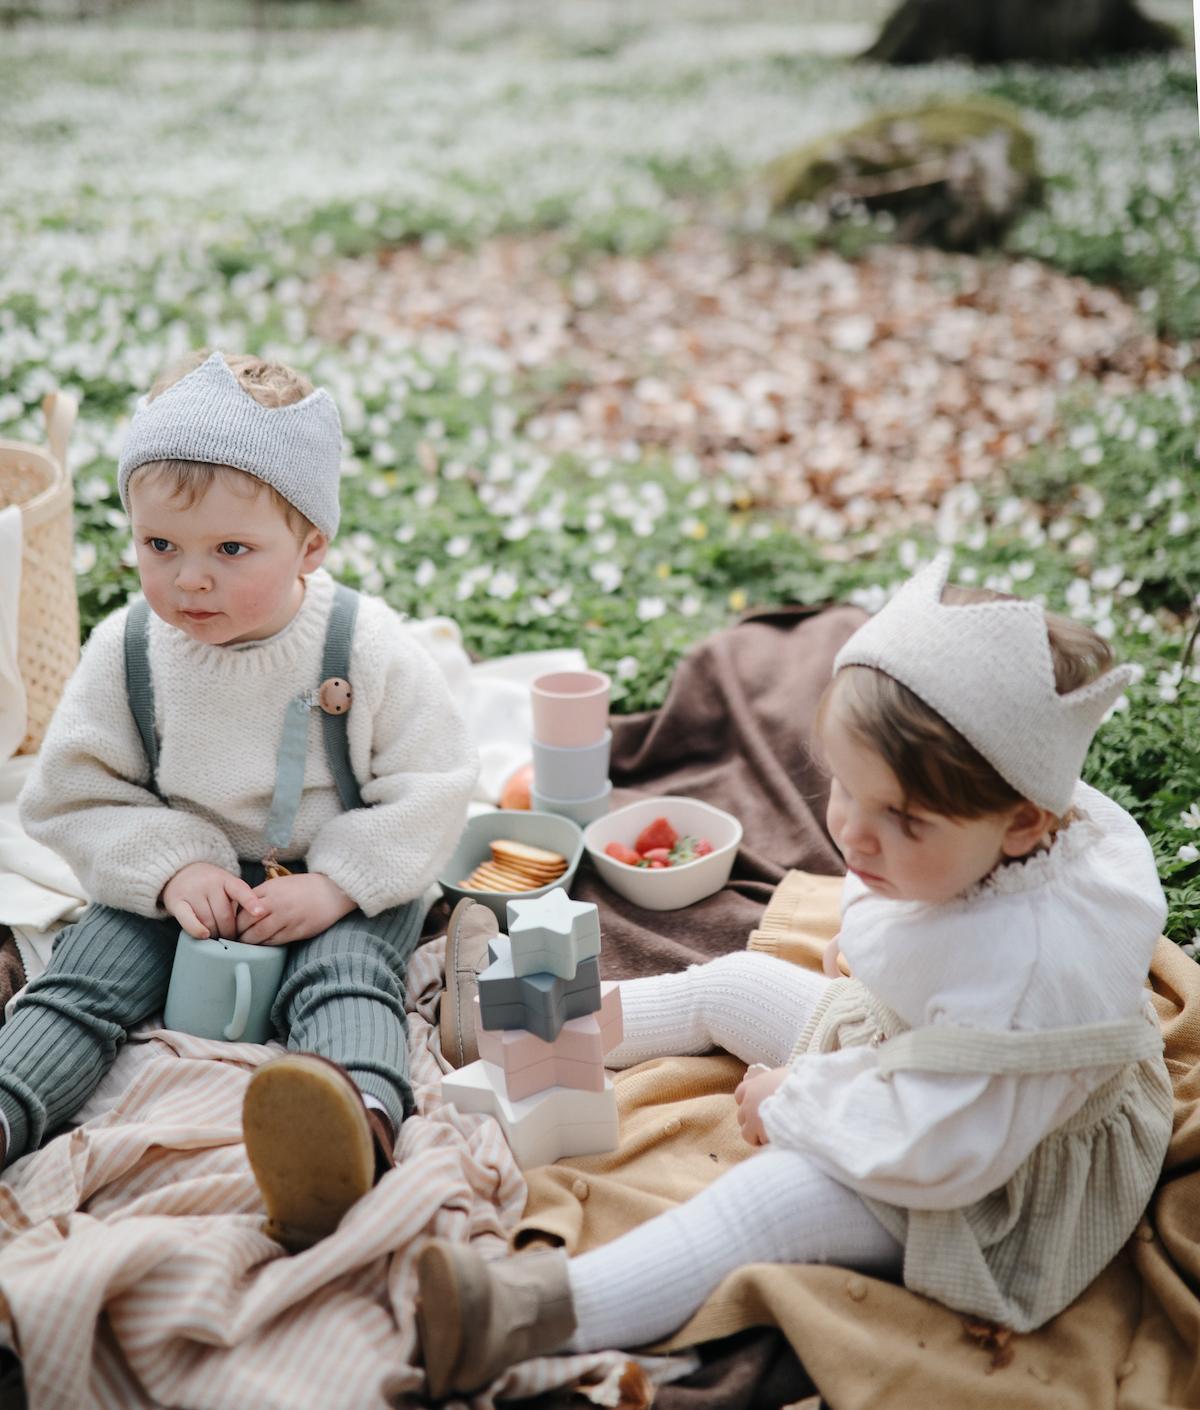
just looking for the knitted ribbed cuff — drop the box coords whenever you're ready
[122,839,244,919]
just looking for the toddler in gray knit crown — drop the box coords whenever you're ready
[10,348,479,1250]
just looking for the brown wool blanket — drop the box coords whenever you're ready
[576,603,864,982]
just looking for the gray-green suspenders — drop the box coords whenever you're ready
[122,585,365,857]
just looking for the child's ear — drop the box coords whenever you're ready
[1000,801,1058,858]
[300,530,328,574]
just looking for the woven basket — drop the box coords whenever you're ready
[0,393,80,755]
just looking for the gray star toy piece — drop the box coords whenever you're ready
[506,888,601,981]
[477,934,602,1043]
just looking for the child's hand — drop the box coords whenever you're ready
[235,872,357,945]
[734,1063,789,1147]
[822,933,845,978]
[161,862,265,941]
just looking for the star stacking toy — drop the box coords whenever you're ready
[441,887,622,1167]
[506,889,601,980]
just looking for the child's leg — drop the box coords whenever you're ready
[271,898,424,1132]
[607,951,828,1070]
[0,904,177,1162]
[566,1148,902,1352]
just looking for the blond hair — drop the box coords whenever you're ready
[818,585,1116,824]
[126,350,316,540]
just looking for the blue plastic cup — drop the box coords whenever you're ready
[532,729,612,801]
[163,932,286,1044]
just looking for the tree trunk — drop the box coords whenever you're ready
[863,0,1180,65]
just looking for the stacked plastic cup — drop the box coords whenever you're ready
[529,670,613,826]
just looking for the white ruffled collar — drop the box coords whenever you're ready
[964,798,1097,901]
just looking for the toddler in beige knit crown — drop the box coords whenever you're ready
[414,556,1171,1398]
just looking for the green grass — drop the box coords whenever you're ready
[2,4,1198,943]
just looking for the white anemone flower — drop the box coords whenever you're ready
[589,562,623,593]
[488,569,519,600]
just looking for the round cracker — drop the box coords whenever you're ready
[490,840,566,867]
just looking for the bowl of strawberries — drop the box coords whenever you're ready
[582,796,743,910]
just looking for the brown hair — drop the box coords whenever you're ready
[126,350,316,541]
[817,585,1116,825]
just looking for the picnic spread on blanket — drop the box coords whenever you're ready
[1,602,1197,1409]
[0,391,1196,1410]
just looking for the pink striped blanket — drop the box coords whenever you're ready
[0,939,688,1410]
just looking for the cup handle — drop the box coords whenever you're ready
[224,961,251,1041]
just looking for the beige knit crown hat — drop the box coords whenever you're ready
[833,554,1134,815]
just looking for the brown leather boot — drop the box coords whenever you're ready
[242,1053,397,1252]
[438,898,499,1068]
[416,1239,576,1398]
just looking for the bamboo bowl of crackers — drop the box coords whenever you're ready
[438,810,586,924]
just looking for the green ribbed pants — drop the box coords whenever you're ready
[0,860,422,1164]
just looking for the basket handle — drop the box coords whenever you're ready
[42,391,78,479]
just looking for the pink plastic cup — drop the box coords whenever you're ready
[530,669,611,747]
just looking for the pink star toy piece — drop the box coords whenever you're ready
[473,983,623,1101]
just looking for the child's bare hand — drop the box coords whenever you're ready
[822,933,845,978]
[235,872,357,945]
[161,862,265,940]
[734,1063,789,1147]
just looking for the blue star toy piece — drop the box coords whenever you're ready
[477,935,602,1043]
[506,888,602,981]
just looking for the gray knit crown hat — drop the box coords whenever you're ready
[117,350,343,539]
[833,554,1135,815]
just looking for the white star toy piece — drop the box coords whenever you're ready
[506,888,601,981]
[441,1062,619,1169]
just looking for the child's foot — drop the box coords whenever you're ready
[415,1239,576,1398]
[242,1053,396,1252]
[438,898,499,1068]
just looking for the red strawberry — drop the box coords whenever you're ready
[605,841,644,867]
[635,816,679,855]
[642,847,673,863]
[695,838,714,856]
[648,859,669,869]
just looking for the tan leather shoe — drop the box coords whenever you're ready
[438,898,499,1068]
[242,1053,396,1252]
[416,1239,576,1398]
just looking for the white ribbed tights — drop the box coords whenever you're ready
[565,952,903,1352]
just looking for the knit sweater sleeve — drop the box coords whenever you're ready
[304,601,479,915]
[17,608,241,917]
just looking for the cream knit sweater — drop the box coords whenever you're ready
[18,569,479,919]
